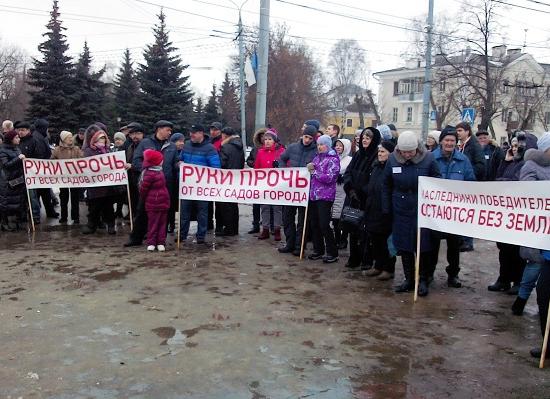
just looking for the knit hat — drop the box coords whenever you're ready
[397,130,418,151]
[3,130,18,143]
[143,149,164,166]
[317,134,332,148]
[303,125,317,138]
[304,119,320,130]
[114,132,126,142]
[264,128,279,141]
[427,130,441,143]
[170,132,185,143]
[59,130,73,143]
[377,124,392,141]
[210,122,222,130]
[438,129,457,143]
[537,132,550,152]
[379,140,396,153]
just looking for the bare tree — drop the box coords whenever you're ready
[0,42,28,120]
[502,75,547,130]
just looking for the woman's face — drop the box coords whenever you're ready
[335,141,344,155]
[426,136,436,147]
[264,136,274,148]
[96,134,107,147]
[114,138,124,147]
[64,135,74,146]
[12,136,20,145]
[511,144,518,156]
[378,147,390,162]
[317,143,328,153]
[362,134,372,149]
[176,139,185,150]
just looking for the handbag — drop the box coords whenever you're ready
[340,205,364,228]
[8,176,25,188]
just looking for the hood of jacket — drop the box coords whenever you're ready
[524,148,550,166]
[336,138,352,159]
[253,128,267,148]
[34,119,49,137]
[393,142,428,165]
[358,127,381,159]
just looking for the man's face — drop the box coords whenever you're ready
[210,128,221,138]
[456,127,469,141]
[17,128,30,138]
[441,136,457,154]
[400,149,417,160]
[477,134,489,146]
[301,135,314,146]
[114,138,125,147]
[175,139,185,150]
[156,126,172,141]
[326,125,337,138]
[190,131,204,143]
[130,131,144,143]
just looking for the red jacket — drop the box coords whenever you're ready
[139,167,170,212]
[254,144,285,169]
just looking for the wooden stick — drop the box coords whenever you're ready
[413,227,421,302]
[177,199,182,251]
[539,297,550,368]
[26,189,35,232]
[126,182,133,231]
[299,203,309,260]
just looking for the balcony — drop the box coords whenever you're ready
[398,92,423,102]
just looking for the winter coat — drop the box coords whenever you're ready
[180,137,221,168]
[310,149,340,202]
[19,134,39,159]
[0,144,26,214]
[211,135,223,152]
[32,130,52,159]
[343,128,382,208]
[332,139,352,218]
[496,141,535,181]
[254,144,285,169]
[83,146,116,199]
[139,166,171,212]
[246,129,267,168]
[365,159,392,234]
[51,143,83,160]
[382,144,441,253]
[133,135,180,192]
[520,149,550,181]
[432,148,476,181]
[279,140,317,168]
[220,135,245,169]
[482,142,504,181]
[460,135,486,181]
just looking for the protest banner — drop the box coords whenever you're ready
[22,152,131,231]
[412,176,550,302]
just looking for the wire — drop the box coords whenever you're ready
[492,0,550,13]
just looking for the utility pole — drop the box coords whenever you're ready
[421,0,434,141]
[254,0,270,131]
[237,14,247,148]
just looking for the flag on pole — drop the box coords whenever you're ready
[245,56,256,86]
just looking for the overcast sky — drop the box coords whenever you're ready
[1,0,549,98]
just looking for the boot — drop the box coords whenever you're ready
[395,256,414,293]
[447,275,462,288]
[81,224,96,235]
[1,217,15,232]
[248,226,260,234]
[395,279,414,292]
[511,296,527,316]
[418,279,429,297]
[107,224,116,235]
[7,216,18,231]
[274,227,282,241]
[257,228,270,240]
[488,278,510,292]
[377,271,394,281]
[365,268,382,277]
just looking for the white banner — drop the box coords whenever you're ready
[23,152,128,189]
[418,176,550,250]
[179,164,310,207]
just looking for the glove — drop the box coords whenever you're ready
[272,160,279,168]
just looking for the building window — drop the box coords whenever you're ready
[392,108,398,122]
[346,118,353,127]
[545,111,550,126]
[393,81,399,96]
[406,107,413,122]
[439,80,446,92]
[501,108,508,122]
[399,80,411,94]
[503,80,510,94]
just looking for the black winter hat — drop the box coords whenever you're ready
[34,118,49,129]
[303,125,317,138]
[439,125,457,143]
[191,124,205,133]
[13,120,31,129]
[387,123,397,131]
[379,140,396,153]
[154,120,174,130]
[210,122,222,130]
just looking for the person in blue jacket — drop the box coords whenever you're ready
[178,124,221,244]
[427,128,475,290]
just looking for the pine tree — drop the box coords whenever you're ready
[203,84,220,126]
[218,72,240,129]
[71,41,107,129]
[27,0,76,130]
[194,97,204,125]
[112,49,140,124]
[135,10,193,130]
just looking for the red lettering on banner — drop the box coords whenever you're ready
[254,170,267,185]
[267,170,280,187]
[207,168,219,184]
[182,165,194,182]
[295,173,309,188]
[99,156,114,169]
[195,166,206,183]
[280,170,294,187]
[240,170,253,185]
[88,158,100,172]
[220,170,233,185]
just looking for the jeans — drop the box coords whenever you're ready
[519,262,542,300]
[180,200,208,240]
[29,189,41,220]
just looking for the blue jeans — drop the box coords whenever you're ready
[180,200,208,240]
[518,262,542,300]
[29,189,41,220]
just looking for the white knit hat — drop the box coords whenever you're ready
[59,130,73,143]
[538,132,550,152]
[397,130,418,151]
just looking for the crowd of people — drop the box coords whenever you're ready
[0,116,549,358]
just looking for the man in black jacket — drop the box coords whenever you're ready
[217,127,245,236]
[32,119,58,218]
[476,130,504,181]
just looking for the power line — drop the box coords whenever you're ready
[524,0,550,8]
[493,0,550,13]
[314,0,415,22]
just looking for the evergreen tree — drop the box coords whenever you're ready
[71,41,107,129]
[27,0,76,130]
[112,49,140,124]
[203,84,220,126]
[135,10,193,130]
[194,97,204,125]
[218,72,240,129]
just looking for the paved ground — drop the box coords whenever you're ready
[0,204,549,398]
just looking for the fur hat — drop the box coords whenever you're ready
[379,140,396,153]
[3,130,18,143]
[397,131,418,151]
[377,124,392,141]
[537,132,550,152]
[113,132,126,142]
[317,134,332,147]
[59,130,73,143]
[143,149,164,166]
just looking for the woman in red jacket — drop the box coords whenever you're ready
[139,149,171,251]
[254,128,285,241]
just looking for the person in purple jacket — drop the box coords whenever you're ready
[306,134,340,263]
[139,149,171,252]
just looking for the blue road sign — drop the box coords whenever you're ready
[461,108,476,123]
[430,110,437,121]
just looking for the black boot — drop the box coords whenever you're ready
[81,224,96,234]
[418,279,429,297]
[395,256,414,293]
[488,278,510,292]
[511,296,527,316]
[447,275,462,288]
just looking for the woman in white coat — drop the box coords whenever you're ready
[331,138,352,249]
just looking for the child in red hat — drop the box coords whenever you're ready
[139,149,170,251]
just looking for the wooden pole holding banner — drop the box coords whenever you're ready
[413,227,421,302]
[26,188,35,232]
[540,298,550,368]
[126,182,133,232]
[177,198,182,251]
[299,203,309,260]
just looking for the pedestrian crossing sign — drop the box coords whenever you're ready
[461,108,475,123]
